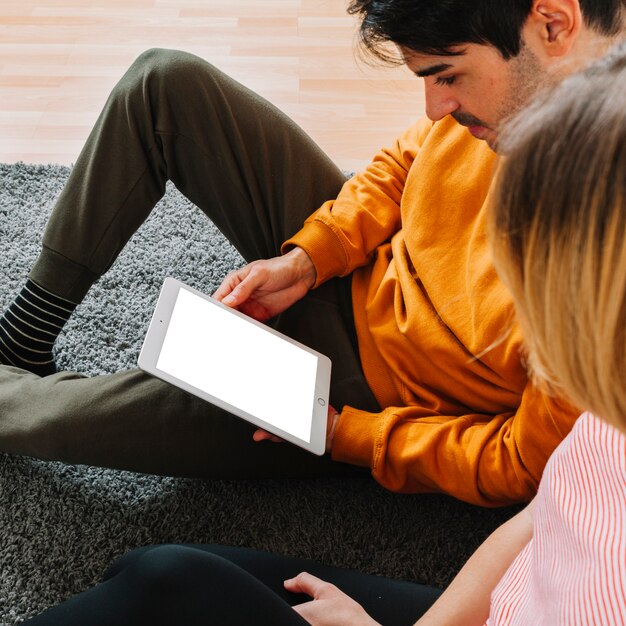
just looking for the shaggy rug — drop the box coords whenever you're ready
[0,162,520,624]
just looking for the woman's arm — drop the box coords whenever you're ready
[283,501,534,626]
[415,499,535,626]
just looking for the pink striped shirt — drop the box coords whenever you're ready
[487,412,626,625]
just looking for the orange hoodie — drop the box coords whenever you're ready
[283,115,577,507]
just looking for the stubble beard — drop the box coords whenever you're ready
[494,44,550,145]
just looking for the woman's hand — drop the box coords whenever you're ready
[284,572,381,626]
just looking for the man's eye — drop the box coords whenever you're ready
[435,75,456,87]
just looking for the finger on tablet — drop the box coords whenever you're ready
[253,428,284,443]
[213,267,250,304]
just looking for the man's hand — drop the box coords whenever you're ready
[213,247,316,321]
[253,405,339,452]
[284,572,381,626]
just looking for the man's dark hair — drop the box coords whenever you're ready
[347,0,624,62]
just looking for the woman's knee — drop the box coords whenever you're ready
[126,545,203,591]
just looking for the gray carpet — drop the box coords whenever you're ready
[0,162,520,625]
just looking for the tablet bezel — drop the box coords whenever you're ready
[138,277,331,455]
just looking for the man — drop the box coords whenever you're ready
[0,0,620,506]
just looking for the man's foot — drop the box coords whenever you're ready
[0,279,76,376]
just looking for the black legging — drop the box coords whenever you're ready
[25,544,442,625]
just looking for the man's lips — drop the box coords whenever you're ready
[451,113,494,142]
[468,125,487,137]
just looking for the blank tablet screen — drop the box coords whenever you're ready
[155,287,318,442]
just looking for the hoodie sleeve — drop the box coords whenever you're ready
[282,118,433,286]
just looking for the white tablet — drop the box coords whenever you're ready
[138,277,331,455]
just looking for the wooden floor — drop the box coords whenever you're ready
[0,0,425,171]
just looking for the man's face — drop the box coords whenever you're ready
[402,41,548,150]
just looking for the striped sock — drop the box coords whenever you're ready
[0,279,77,376]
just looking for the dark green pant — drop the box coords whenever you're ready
[0,49,379,477]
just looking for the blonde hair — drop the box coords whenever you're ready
[490,43,626,430]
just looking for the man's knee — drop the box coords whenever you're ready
[116,48,217,102]
[130,48,209,79]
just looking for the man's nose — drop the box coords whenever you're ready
[424,84,459,122]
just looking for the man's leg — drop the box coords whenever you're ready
[1,48,347,369]
[0,277,378,476]
[0,49,375,476]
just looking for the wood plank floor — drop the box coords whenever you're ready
[0,0,425,171]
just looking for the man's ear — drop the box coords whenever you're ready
[527,0,582,57]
